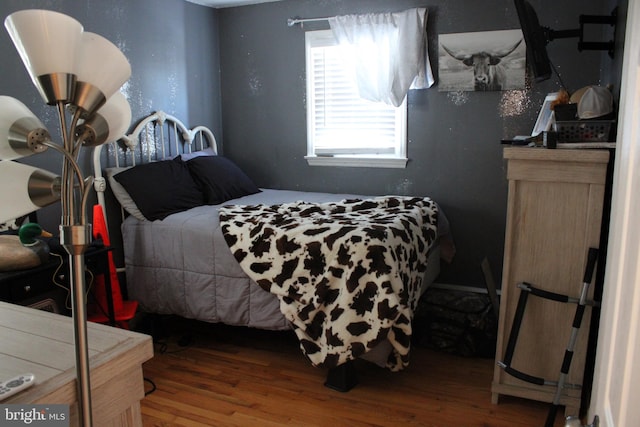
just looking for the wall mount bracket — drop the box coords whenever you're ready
[543,8,618,58]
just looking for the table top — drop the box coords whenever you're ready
[0,301,153,404]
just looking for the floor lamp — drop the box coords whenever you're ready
[0,9,131,427]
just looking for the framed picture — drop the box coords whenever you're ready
[532,92,558,136]
[438,29,526,92]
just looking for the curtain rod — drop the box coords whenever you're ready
[287,16,332,27]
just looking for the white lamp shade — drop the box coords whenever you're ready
[98,92,131,142]
[0,96,49,160]
[74,32,131,113]
[76,91,131,146]
[0,160,60,223]
[4,9,83,81]
[100,92,132,143]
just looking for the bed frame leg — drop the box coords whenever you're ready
[324,361,358,392]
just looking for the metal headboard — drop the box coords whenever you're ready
[92,110,218,220]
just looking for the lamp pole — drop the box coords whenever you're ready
[60,225,93,427]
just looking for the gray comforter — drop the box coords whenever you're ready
[122,189,448,332]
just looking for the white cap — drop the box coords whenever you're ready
[571,86,613,119]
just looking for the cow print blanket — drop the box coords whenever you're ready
[219,196,438,371]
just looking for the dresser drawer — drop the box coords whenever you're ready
[0,247,108,307]
[6,268,58,301]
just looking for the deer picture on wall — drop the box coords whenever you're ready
[438,29,526,91]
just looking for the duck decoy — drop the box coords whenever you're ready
[0,223,52,271]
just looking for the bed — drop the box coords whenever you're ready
[92,111,454,388]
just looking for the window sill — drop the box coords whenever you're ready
[305,156,408,168]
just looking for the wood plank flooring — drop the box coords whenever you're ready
[138,317,562,426]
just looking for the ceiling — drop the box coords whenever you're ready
[185,0,283,8]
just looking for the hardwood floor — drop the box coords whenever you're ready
[138,317,561,426]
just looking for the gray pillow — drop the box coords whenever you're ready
[179,146,216,161]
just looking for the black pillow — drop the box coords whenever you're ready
[185,156,260,204]
[113,158,204,221]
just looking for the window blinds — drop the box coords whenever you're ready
[306,32,405,156]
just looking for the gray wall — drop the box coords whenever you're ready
[1,0,623,289]
[0,0,221,232]
[218,0,619,287]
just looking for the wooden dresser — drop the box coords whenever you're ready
[492,147,609,416]
[0,301,153,426]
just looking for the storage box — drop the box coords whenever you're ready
[554,120,615,142]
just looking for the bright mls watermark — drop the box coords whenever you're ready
[1,405,69,426]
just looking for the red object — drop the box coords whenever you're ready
[88,204,137,328]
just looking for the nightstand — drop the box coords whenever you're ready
[0,255,68,314]
[0,245,116,321]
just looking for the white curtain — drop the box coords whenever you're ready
[329,8,434,107]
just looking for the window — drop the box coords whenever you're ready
[305,30,408,168]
